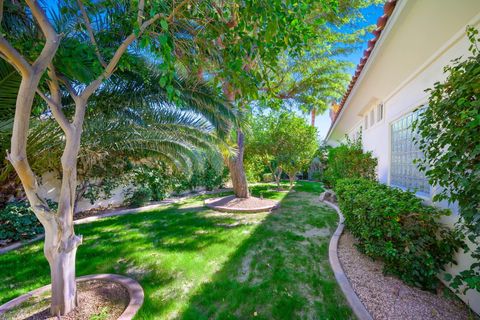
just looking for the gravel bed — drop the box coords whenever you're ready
[2,280,129,320]
[338,231,474,320]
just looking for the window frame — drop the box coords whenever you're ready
[389,106,430,197]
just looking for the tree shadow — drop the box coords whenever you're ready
[179,181,353,320]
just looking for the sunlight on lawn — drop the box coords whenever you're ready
[0,182,351,319]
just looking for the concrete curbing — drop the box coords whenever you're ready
[0,274,144,320]
[323,200,373,320]
[0,188,232,255]
[204,197,280,213]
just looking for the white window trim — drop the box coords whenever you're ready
[363,102,385,131]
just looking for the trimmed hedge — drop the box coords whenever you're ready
[335,178,464,291]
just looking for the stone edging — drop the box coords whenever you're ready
[323,200,373,320]
[0,274,144,320]
[0,188,232,255]
[204,197,280,213]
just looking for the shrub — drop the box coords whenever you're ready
[335,178,465,291]
[311,171,322,181]
[128,187,152,208]
[132,164,172,201]
[0,200,57,243]
[261,173,273,182]
[413,27,480,293]
[323,136,377,188]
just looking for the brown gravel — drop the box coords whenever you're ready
[3,280,129,320]
[205,195,278,210]
[338,231,474,320]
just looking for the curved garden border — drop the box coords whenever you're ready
[204,196,280,213]
[0,274,144,320]
[323,199,373,320]
[0,188,232,255]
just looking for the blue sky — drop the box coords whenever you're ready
[313,4,384,139]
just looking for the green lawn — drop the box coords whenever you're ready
[0,181,352,319]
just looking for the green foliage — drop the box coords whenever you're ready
[244,154,267,183]
[335,178,465,291]
[127,187,153,208]
[246,112,318,187]
[413,27,480,293]
[262,173,274,183]
[132,164,173,202]
[0,200,57,244]
[323,136,377,188]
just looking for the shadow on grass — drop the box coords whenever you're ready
[0,182,351,319]
[179,181,353,320]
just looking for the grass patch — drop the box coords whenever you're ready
[0,181,352,319]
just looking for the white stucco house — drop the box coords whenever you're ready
[325,0,480,314]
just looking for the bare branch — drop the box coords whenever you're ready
[43,68,73,133]
[76,0,107,68]
[58,75,79,98]
[26,0,60,72]
[0,36,32,75]
[0,0,4,25]
[80,13,163,100]
[137,0,144,26]
[167,0,190,22]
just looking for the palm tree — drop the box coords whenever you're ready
[0,56,235,205]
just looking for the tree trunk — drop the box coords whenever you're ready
[288,171,296,189]
[45,231,80,316]
[228,129,249,198]
[46,128,83,315]
[275,167,282,190]
[311,108,316,127]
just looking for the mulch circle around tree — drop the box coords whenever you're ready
[0,274,144,320]
[2,280,128,320]
[205,195,280,213]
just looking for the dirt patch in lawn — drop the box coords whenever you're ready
[2,280,129,320]
[338,231,474,320]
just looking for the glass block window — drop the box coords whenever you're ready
[390,109,429,194]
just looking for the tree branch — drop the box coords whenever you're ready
[76,0,107,68]
[43,68,73,134]
[167,0,190,22]
[80,12,163,101]
[0,37,32,76]
[26,0,60,72]
[137,0,144,26]
[0,0,4,25]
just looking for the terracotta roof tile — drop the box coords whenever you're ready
[329,0,398,127]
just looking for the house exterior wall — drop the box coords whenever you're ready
[326,0,480,313]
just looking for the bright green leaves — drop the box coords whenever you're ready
[413,27,480,294]
[160,19,169,32]
[335,178,465,291]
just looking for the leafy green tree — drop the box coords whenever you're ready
[246,112,318,188]
[0,0,229,314]
[274,114,318,188]
[413,27,480,293]
[183,0,380,198]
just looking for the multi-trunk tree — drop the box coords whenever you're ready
[185,0,379,197]
[246,112,318,188]
[0,0,220,315]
